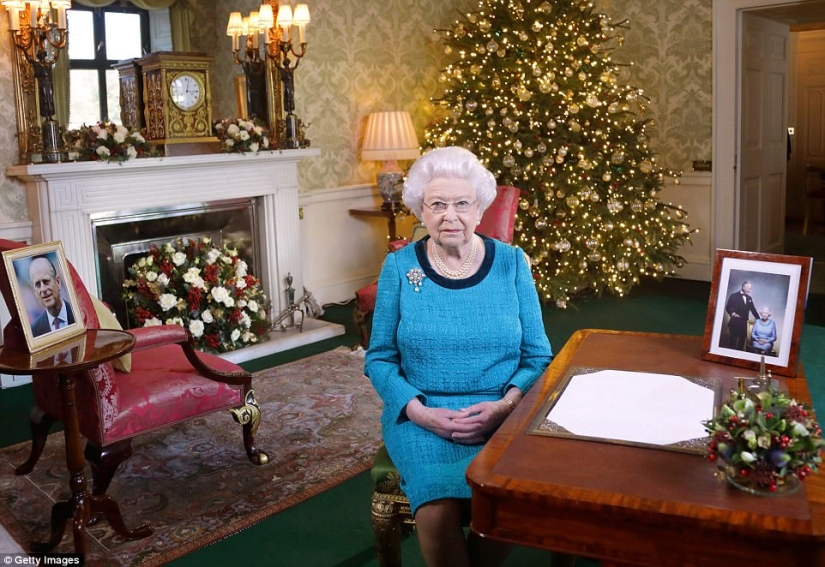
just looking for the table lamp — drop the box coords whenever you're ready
[361,111,419,210]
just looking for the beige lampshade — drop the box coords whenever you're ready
[361,111,419,162]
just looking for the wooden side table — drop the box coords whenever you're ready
[349,206,408,241]
[0,329,150,554]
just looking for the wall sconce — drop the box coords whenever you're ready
[361,111,420,211]
[227,1,311,149]
[2,0,71,163]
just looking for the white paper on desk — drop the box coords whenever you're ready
[546,370,714,446]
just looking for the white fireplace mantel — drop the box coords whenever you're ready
[6,149,320,316]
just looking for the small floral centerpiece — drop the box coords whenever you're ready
[703,387,824,494]
[64,121,153,163]
[122,237,270,354]
[213,118,270,154]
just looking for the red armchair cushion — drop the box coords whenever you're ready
[105,343,244,442]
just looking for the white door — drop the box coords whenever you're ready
[739,12,789,253]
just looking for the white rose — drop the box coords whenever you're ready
[249,142,259,153]
[227,124,240,135]
[138,257,146,267]
[191,276,205,289]
[172,251,187,266]
[240,312,251,328]
[157,273,170,286]
[206,249,221,264]
[225,139,235,148]
[96,128,108,140]
[96,146,110,156]
[231,329,241,342]
[126,146,137,159]
[235,278,247,290]
[221,255,232,264]
[224,296,235,308]
[239,130,250,141]
[201,310,214,323]
[242,331,253,343]
[253,126,263,136]
[189,319,205,338]
[248,300,259,313]
[235,260,248,278]
[146,271,158,282]
[114,130,127,144]
[158,293,178,311]
[210,286,230,304]
[237,299,247,308]
[131,132,145,143]
[144,317,162,327]
[263,137,270,148]
[183,267,201,283]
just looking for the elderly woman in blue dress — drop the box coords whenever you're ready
[751,305,778,355]
[365,146,553,567]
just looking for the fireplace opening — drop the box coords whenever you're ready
[92,198,259,328]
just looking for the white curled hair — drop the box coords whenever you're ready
[402,146,497,220]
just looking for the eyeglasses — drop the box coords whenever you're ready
[423,200,477,214]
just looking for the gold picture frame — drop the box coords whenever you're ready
[2,242,85,353]
[701,249,812,377]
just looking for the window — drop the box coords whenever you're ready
[67,5,149,128]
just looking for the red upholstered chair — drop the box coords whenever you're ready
[0,239,269,503]
[353,185,520,349]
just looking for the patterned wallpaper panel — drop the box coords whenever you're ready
[601,0,713,173]
[0,0,713,222]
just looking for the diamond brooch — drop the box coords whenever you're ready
[406,267,425,292]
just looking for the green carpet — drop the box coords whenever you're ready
[2,277,823,566]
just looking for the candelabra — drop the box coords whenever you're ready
[226,1,310,149]
[2,0,71,163]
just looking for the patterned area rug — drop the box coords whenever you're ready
[0,347,380,565]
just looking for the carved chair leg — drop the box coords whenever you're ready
[371,494,404,567]
[353,301,372,349]
[85,439,133,496]
[15,406,56,476]
[230,389,270,466]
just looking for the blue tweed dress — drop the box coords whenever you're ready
[365,235,552,515]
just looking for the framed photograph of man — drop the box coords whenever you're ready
[2,242,85,353]
[702,249,812,377]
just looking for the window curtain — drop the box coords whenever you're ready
[56,0,192,126]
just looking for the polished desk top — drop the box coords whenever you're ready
[0,329,134,374]
[467,329,825,566]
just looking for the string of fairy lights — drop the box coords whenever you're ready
[424,0,692,307]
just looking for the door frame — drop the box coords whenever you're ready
[713,0,805,252]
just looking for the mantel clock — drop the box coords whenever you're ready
[138,52,218,155]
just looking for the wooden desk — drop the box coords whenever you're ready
[467,329,825,566]
[349,206,408,241]
[0,329,150,554]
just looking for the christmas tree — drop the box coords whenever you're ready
[425,0,692,307]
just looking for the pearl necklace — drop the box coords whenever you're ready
[430,236,478,279]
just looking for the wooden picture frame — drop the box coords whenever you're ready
[702,249,812,377]
[2,242,85,353]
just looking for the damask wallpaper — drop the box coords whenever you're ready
[0,0,713,224]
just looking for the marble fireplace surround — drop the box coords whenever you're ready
[5,149,343,363]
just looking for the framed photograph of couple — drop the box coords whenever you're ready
[2,241,85,353]
[702,249,813,377]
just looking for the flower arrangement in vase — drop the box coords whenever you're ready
[703,386,824,494]
[213,118,270,153]
[122,237,270,354]
[64,121,153,163]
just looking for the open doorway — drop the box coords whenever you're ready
[715,0,825,294]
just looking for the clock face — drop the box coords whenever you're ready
[170,73,203,111]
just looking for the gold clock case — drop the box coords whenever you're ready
[139,52,218,151]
